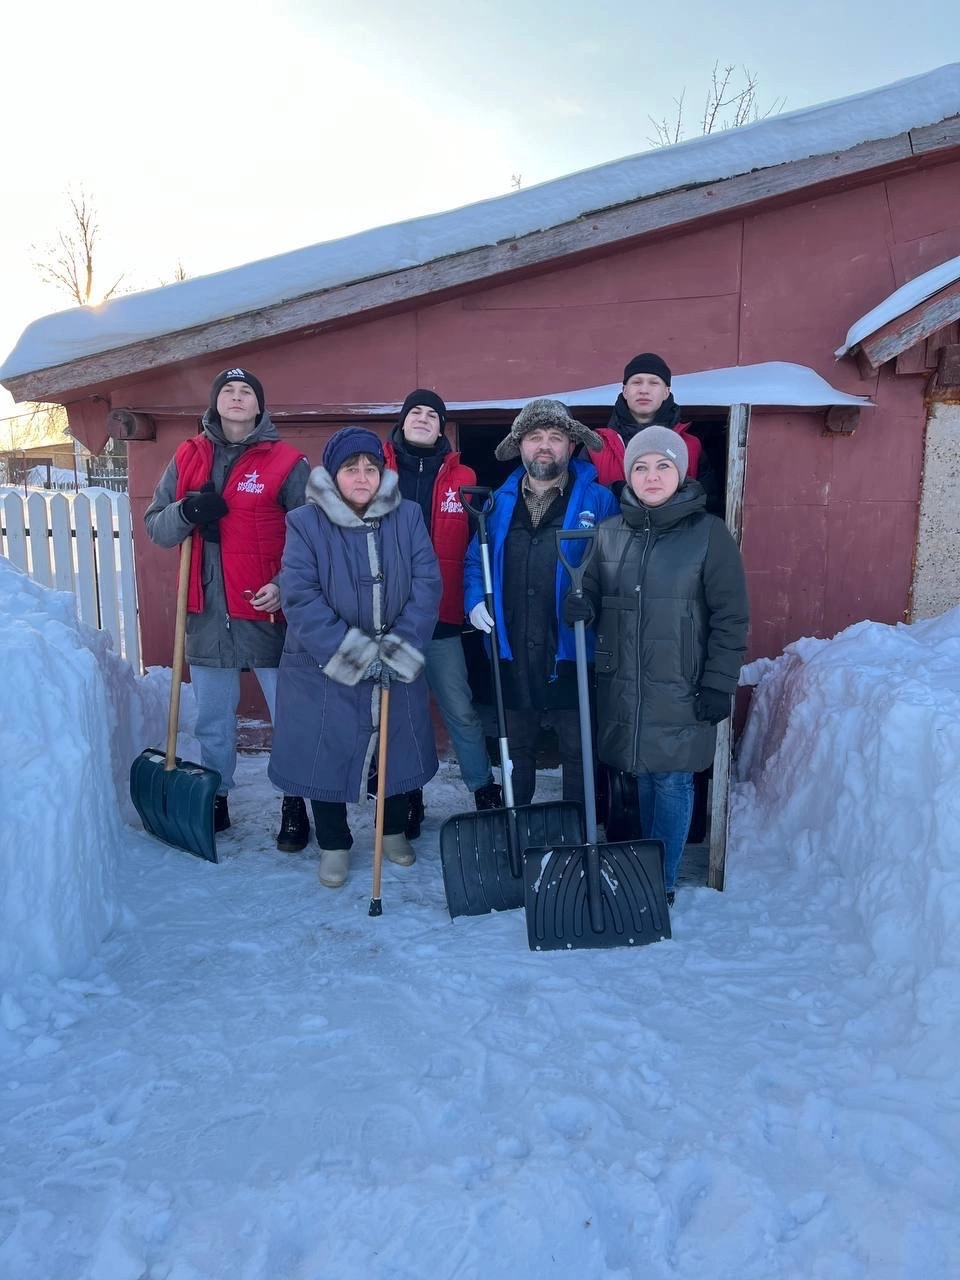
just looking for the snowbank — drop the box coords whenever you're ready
[736,611,960,1038]
[0,559,168,981]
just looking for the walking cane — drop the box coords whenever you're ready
[368,678,391,917]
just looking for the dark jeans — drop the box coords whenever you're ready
[310,794,408,850]
[504,708,584,809]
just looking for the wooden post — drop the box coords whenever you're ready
[708,403,750,891]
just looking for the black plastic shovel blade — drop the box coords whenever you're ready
[129,749,221,864]
[522,838,671,950]
[440,802,585,917]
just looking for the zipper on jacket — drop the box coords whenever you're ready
[631,514,653,771]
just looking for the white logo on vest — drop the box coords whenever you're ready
[236,470,266,494]
[439,487,464,514]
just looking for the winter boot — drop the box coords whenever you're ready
[404,789,425,840]
[214,795,231,833]
[473,780,503,811]
[381,832,417,866]
[318,848,351,888]
[276,795,310,853]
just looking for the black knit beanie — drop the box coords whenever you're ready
[399,389,447,428]
[622,353,672,386]
[209,367,266,425]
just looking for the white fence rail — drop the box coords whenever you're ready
[1,489,141,671]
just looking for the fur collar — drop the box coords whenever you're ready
[305,465,402,527]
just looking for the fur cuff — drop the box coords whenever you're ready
[380,631,425,684]
[324,627,380,686]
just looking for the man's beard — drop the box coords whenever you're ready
[525,456,565,482]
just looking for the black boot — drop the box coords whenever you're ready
[214,795,231,833]
[277,795,310,852]
[473,780,503,811]
[404,788,425,840]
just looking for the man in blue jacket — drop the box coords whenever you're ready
[464,399,618,808]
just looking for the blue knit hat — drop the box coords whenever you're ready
[322,427,385,478]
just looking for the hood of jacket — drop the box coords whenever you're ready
[305,464,402,527]
[200,408,282,448]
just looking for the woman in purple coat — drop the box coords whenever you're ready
[268,427,442,889]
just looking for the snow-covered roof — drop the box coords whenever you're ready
[835,252,960,356]
[2,63,959,386]
[352,364,870,414]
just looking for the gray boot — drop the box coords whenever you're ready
[318,848,350,888]
[381,832,416,866]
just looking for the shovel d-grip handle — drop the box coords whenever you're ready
[556,528,598,599]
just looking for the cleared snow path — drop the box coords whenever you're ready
[3,751,956,1279]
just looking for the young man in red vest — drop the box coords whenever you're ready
[145,367,311,850]
[383,390,501,835]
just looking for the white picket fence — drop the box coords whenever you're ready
[1,489,141,671]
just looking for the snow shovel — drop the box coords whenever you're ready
[129,537,221,863]
[369,679,391,917]
[522,529,671,951]
[439,487,585,918]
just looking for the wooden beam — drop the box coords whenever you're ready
[858,280,960,369]
[824,406,860,434]
[106,408,156,440]
[8,128,956,403]
[708,403,750,891]
[937,343,960,387]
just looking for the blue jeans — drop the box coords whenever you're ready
[636,771,695,892]
[189,665,279,793]
[424,636,494,793]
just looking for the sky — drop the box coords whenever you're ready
[2,0,958,418]
[2,548,959,1275]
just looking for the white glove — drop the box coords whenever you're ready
[469,602,495,633]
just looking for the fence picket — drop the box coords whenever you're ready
[71,496,100,630]
[49,494,76,592]
[3,495,29,572]
[114,494,141,671]
[27,492,53,586]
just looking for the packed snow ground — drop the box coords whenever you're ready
[1,556,958,1279]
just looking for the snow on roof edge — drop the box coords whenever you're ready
[2,62,959,385]
[835,252,960,356]
[362,365,873,413]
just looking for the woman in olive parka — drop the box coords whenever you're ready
[563,426,749,902]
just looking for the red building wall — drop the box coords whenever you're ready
[122,157,960,669]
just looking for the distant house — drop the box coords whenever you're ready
[2,64,959,673]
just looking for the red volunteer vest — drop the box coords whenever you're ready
[175,436,304,620]
[383,443,475,625]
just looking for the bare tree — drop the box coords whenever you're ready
[510,173,523,191]
[648,63,785,148]
[159,259,190,286]
[32,188,125,306]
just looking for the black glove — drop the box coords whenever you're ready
[182,483,229,526]
[695,686,731,725]
[563,593,595,628]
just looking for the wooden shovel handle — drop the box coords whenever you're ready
[165,537,193,771]
[369,681,390,915]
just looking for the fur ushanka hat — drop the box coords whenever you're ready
[494,398,602,462]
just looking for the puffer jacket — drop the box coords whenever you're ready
[582,481,749,775]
